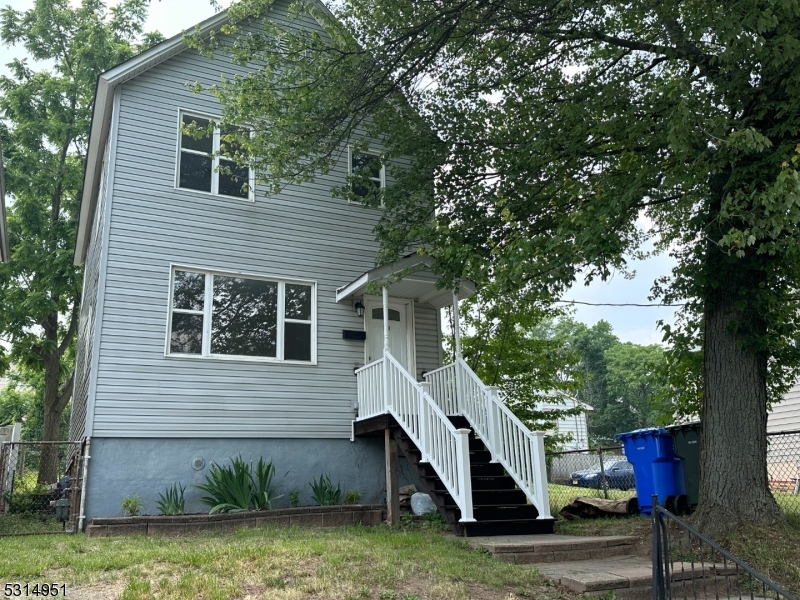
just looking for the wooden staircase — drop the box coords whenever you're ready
[394,416,555,537]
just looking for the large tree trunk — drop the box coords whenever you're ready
[692,251,784,537]
[37,354,63,484]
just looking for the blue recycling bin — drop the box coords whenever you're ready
[617,428,687,516]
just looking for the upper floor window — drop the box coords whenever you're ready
[168,267,315,363]
[348,147,385,200]
[177,113,253,200]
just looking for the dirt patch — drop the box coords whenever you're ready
[60,582,125,600]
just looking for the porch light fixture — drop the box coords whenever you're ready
[354,301,365,317]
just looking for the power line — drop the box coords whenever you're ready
[554,300,686,308]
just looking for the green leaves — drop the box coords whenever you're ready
[155,483,186,516]
[309,474,341,506]
[193,455,283,514]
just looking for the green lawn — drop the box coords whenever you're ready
[0,524,564,600]
[548,483,634,516]
[0,513,65,536]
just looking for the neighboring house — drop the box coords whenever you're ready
[70,1,554,536]
[770,382,800,433]
[1,143,9,263]
[537,397,593,451]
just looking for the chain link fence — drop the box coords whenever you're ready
[546,430,800,521]
[0,441,84,536]
[767,430,800,524]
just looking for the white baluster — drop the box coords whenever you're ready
[485,386,500,463]
[418,382,431,463]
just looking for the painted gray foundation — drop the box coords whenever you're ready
[84,437,421,519]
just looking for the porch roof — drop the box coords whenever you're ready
[335,255,477,310]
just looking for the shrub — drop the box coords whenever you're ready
[289,490,300,507]
[192,455,283,514]
[121,495,142,517]
[344,490,361,505]
[309,474,341,506]
[156,483,185,516]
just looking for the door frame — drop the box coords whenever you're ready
[363,294,417,376]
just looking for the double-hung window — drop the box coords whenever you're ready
[177,113,253,200]
[348,147,385,200]
[168,267,315,363]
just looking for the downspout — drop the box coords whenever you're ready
[77,437,91,532]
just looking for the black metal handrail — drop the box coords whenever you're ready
[652,495,797,600]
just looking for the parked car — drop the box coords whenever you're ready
[570,460,635,490]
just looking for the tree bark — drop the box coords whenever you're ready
[37,353,63,484]
[692,252,785,537]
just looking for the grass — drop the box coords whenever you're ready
[0,525,564,600]
[0,514,64,536]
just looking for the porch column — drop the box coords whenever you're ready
[383,287,390,351]
[452,291,462,360]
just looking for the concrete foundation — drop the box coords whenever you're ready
[84,437,420,519]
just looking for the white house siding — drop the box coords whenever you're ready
[69,130,113,443]
[769,382,800,433]
[87,9,441,440]
[538,398,591,451]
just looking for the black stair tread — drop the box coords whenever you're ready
[443,503,535,510]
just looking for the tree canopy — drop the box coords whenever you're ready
[0,0,163,480]
[192,0,800,534]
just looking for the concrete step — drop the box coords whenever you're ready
[465,534,637,564]
[535,555,741,600]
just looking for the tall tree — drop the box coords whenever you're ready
[192,0,800,534]
[0,0,162,482]
[457,289,584,452]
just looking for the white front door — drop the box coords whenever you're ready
[365,297,413,373]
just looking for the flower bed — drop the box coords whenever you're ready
[86,504,384,537]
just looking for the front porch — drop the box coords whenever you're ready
[336,256,553,537]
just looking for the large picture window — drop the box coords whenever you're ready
[168,267,315,363]
[177,112,253,200]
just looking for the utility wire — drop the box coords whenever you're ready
[554,300,686,307]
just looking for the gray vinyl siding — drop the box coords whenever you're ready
[89,5,441,439]
[69,132,111,442]
[414,304,441,380]
[770,384,800,433]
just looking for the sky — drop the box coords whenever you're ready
[0,0,682,346]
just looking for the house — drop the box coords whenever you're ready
[767,383,800,493]
[1,144,9,263]
[770,383,800,433]
[70,1,553,536]
[537,397,593,451]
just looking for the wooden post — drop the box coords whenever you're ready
[385,429,400,525]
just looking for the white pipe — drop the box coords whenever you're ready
[77,437,91,532]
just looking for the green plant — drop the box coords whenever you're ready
[289,490,300,508]
[309,474,341,506]
[121,495,142,517]
[424,511,447,529]
[251,457,283,510]
[192,455,283,514]
[344,490,361,505]
[155,483,185,516]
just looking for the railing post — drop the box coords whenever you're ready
[454,359,465,416]
[530,431,552,519]
[455,428,475,522]
[651,494,663,600]
[418,382,431,463]
[485,386,500,463]
[382,287,391,414]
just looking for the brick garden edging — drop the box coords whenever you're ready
[86,504,385,537]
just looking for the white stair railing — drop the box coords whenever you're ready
[356,352,475,523]
[422,363,458,415]
[426,359,552,520]
[355,358,384,420]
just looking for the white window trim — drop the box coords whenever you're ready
[165,264,317,365]
[347,146,385,206]
[175,109,255,202]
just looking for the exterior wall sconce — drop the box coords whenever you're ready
[354,301,365,317]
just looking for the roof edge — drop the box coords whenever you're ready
[73,9,231,265]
